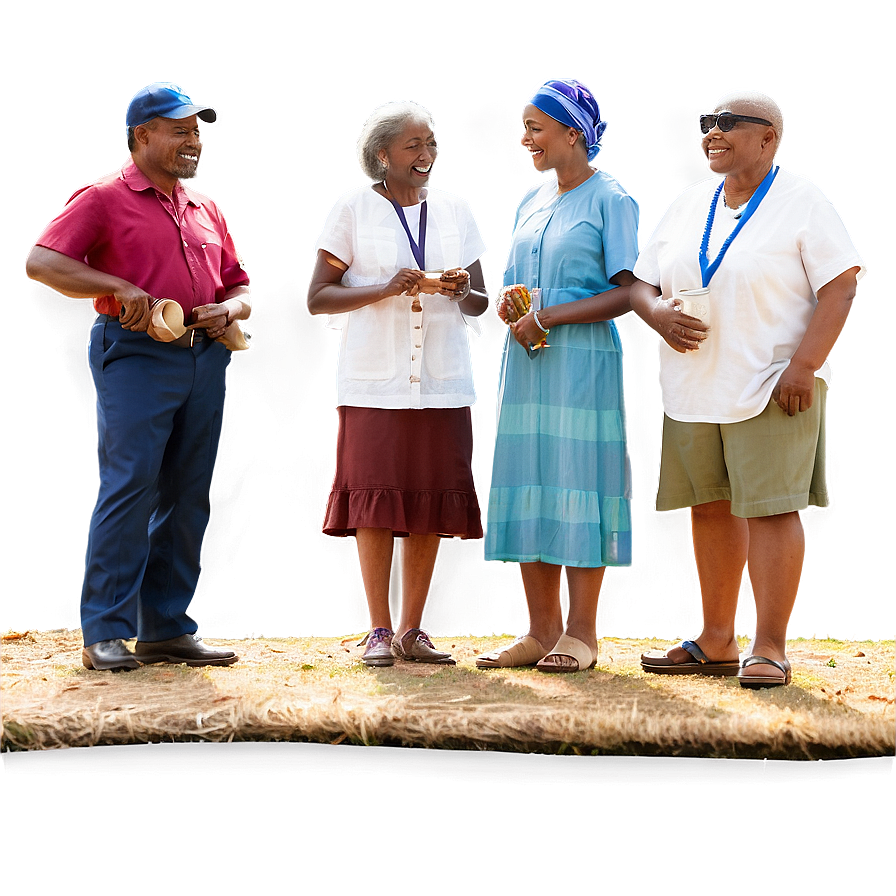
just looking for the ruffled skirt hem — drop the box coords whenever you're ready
[324,487,482,539]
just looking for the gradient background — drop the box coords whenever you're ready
[0,0,894,893]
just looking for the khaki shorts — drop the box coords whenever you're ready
[656,380,828,519]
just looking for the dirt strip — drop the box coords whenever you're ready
[2,630,893,759]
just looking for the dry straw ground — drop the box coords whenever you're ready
[2,629,893,760]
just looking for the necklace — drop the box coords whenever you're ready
[382,179,427,270]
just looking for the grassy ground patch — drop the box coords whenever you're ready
[2,629,893,759]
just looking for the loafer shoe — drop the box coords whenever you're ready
[134,633,238,667]
[82,638,142,672]
[360,627,395,667]
[392,629,456,665]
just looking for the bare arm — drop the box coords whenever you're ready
[449,260,488,318]
[629,276,708,353]
[26,245,155,332]
[509,270,635,348]
[772,266,858,415]
[307,250,425,315]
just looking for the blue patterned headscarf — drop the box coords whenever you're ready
[531,79,606,160]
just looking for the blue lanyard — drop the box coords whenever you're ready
[699,165,779,288]
[387,196,427,270]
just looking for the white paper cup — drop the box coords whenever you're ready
[677,287,710,325]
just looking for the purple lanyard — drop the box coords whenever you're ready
[699,165,778,288]
[387,196,427,269]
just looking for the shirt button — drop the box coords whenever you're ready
[410,375,421,384]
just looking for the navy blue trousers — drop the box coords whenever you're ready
[80,317,231,646]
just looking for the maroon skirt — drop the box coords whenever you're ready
[323,406,482,539]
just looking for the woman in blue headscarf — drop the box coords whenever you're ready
[476,79,639,673]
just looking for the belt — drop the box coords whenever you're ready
[98,314,209,349]
[168,328,208,348]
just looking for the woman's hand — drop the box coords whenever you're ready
[772,361,816,415]
[630,279,706,352]
[650,297,708,353]
[438,268,470,302]
[384,268,425,298]
[510,311,548,349]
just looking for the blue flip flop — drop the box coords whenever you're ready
[641,639,740,676]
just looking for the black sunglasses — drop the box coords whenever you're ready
[700,111,773,134]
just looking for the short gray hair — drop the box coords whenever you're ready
[357,101,434,181]
[714,91,784,150]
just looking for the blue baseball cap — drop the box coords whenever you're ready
[126,82,216,129]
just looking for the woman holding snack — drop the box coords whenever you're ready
[631,92,863,687]
[308,101,488,668]
[478,79,639,673]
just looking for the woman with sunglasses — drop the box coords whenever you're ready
[630,92,864,687]
[476,79,639,673]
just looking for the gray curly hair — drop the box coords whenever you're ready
[357,101,435,181]
[714,91,784,150]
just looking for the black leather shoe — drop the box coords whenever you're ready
[134,633,238,667]
[82,638,142,672]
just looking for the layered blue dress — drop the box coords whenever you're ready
[485,171,639,567]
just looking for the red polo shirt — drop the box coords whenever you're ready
[36,160,249,317]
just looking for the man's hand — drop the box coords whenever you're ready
[116,286,155,332]
[191,303,230,339]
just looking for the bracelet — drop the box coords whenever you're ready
[532,309,549,335]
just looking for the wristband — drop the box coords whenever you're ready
[532,309,549,335]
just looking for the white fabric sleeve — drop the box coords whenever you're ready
[458,199,488,268]
[798,193,866,294]
[315,197,354,267]
[633,226,662,288]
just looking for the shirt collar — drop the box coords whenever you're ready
[120,158,202,208]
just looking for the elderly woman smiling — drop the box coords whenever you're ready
[308,102,488,667]
[631,92,864,687]
[477,79,638,674]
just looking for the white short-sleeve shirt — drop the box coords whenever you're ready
[634,169,865,423]
[316,185,486,410]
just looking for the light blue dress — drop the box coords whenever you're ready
[485,171,639,567]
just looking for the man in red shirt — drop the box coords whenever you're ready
[26,83,251,671]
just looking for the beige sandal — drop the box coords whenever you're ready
[536,634,597,673]
[475,635,548,669]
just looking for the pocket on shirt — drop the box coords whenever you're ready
[356,230,399,274]
[422,320,469,381]
[342,305,397,381]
